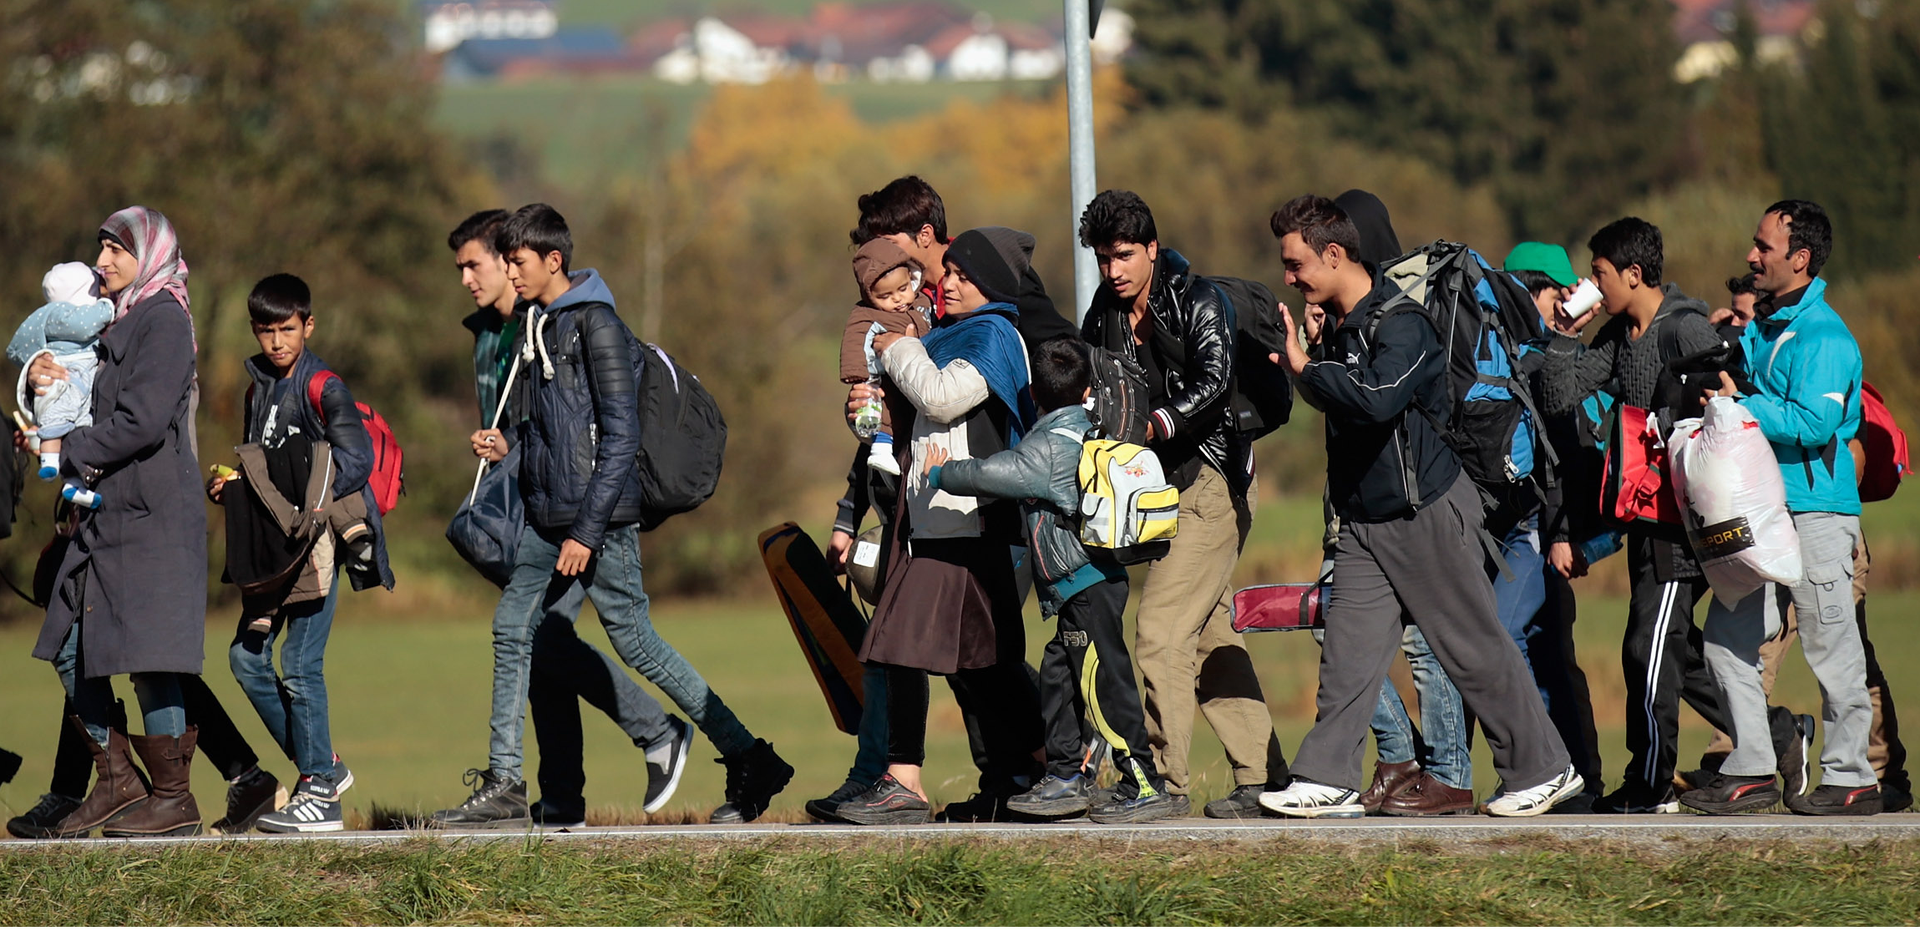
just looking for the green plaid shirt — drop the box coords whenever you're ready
[473,312,522,428]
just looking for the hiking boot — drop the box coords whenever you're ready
[1880,780,1913,814]
[805,779,870,824]
[1203,784,1274,819]
[1593,781,1680,814]
[1357,759,1423,814]
[209,765,283,835]
[1483,766,1583,817]
[103,728,202,837]
[835,774,931,825]
[642,716,693,814]
[52,718,149,838]
[1778,713,1814,801]
[7,793,82,839]
[1379,772,1476,816]
[1089,778,1187,824]
[1679,773,1782,815]
[1006,773,1093,819]
[529,798,587,830]
[708,739,793,824]
[426,768,530,829]
[1786,783,1883,816]
[256,779,344,834]
[1258,779,1365,819]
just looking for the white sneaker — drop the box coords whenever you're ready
[1257,779,1365,818]
[1483,766,1584,817]
[868,439,901,476]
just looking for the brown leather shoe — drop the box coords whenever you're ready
[50,717,149,838]
[1358,759,1422,813]
[1378,771,1476,816]
[104,727,202,837]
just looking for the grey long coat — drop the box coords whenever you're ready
[33,293,207,678]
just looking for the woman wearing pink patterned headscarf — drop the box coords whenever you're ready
[28,206,215,837]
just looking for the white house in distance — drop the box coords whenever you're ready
[420,0,559,54]
[653,18,788,85]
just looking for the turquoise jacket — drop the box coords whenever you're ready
[1737,276,1862,515]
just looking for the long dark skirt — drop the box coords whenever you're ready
[860,536,1018,675]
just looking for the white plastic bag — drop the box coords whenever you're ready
[1668,397,1802,608]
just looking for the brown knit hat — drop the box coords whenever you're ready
[851,239,922,297]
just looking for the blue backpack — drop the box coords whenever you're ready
[1371,241,1558,498]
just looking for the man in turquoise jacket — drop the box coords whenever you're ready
[1687,200,1881,816]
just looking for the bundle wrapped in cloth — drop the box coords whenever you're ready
[1668,396,1802,608]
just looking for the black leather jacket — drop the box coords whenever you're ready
[515,271,645,550]
[1081,250,1249,496]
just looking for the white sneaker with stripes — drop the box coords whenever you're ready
[1258,779,1366,818]
[1483,766,1585,817]
[256,788,345,833]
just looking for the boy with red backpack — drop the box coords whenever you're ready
[207,273,394,832]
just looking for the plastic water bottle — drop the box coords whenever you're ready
[853,378,883,440]
[1580,530,1625,567]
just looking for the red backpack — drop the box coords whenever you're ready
[1858,381,1908,503]
[306,370,404,515]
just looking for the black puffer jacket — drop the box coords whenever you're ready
[1082,249,1248,496]
[1302,268,1459,523]
[515,270,645,551]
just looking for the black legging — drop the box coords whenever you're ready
[885,660,1043,768]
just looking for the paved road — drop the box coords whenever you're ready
[5,813,1918,849]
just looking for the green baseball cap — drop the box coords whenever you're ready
[1503,242,1578,287]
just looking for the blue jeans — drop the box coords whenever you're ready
[1368,624,1472,789]
[229,579,338,780]
[54,623,185,745]
[848,664,891,786]
[1493,519,1548,684]
[492,523,748,786]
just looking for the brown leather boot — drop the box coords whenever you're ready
[50,717,150,838]
[1358,759,1422,814]
[1379,771,1477,816]
[104,727,202,837]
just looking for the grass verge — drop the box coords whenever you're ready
[2,835,1917,925]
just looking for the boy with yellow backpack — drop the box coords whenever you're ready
[925,335,1182,823]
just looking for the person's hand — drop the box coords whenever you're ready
[206,474,228,504]
[1701,370,1739,408]
[1274,302,1311,377]
[872,332,904,356]
[1709,306,1734,325]
[921,445,950,477]
[846,383,882,425]
[1548,541,1575,578]
[826,529,854,574]
[556,538,593,576]
[1302,303,1326,346]
[28,355,69,397]
[471,428,508,462]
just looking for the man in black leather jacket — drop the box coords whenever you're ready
[435,204,792,830]
[1078,190,1290,819]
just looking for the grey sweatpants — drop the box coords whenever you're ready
[1703,511,1875,786]
[1292,475,1571,792]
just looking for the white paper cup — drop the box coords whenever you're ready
[1564,278,1603,316]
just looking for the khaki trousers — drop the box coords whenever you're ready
[1134,464,1287,795]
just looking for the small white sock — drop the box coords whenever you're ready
[39,452,57,472]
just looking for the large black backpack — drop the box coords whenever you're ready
[1204,275,1295,439]
[633,343,727,530]
[1371,241,1556,501]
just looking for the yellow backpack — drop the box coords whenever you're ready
[1062,429,1180,564]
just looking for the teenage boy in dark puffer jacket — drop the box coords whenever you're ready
[432,203,790,829]
[925,335,1180,824]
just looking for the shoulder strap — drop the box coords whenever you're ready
[306,369,337,425]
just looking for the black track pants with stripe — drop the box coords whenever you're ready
[1620,535,1798,791]
[1041,576,1159,784]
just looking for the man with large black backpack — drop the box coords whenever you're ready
[1077,190,1293,819]
[1259,194,1580,818]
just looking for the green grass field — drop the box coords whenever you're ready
[2,521,1916,825]
[4,834,1919,925]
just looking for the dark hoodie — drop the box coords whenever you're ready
[1335,189,1404,266]
[517,268,647,550]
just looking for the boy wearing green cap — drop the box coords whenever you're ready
[1505,242,1594,337]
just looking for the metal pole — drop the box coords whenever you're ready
[1064,0,1098,323]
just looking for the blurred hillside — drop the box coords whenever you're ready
[1,0,1918,624]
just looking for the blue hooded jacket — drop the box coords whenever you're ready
[1737,276,1862,515]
